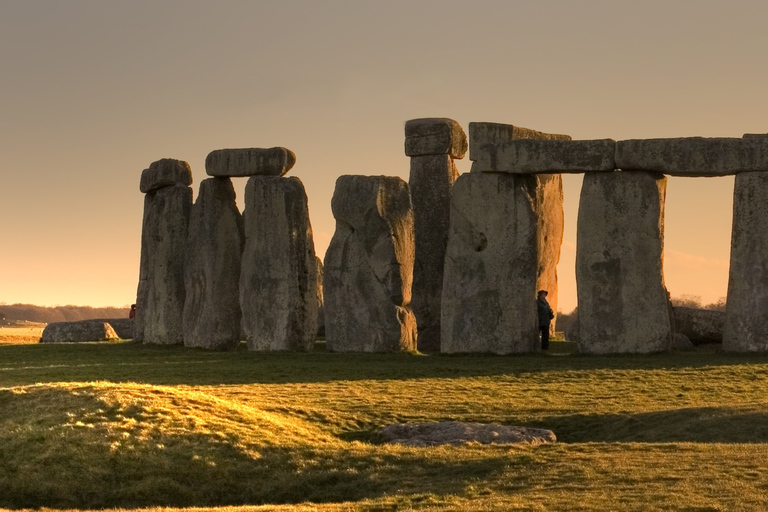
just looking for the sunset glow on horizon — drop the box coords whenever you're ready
[1,1,765,312]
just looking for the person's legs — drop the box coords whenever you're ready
[540,324,550,350]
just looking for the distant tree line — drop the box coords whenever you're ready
[0,304,130,324]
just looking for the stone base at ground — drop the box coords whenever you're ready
[673,307,725,344]
[380,421,556,447]
[40,320,119,343]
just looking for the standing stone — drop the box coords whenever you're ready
[406,119,467,352]
[576,171,671,354]
[724,172,768,351]
[441,172,539,354]
[135,179,192,345]
[183,178,244,350]
[324,175,417,352]
[469,122,567,331]
[240,177,317,351]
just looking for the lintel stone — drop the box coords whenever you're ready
[405,118,468,159]
[468,122,571,163]
[472,139,616,174]
[139,159,193,193]
[615,136,768,176]
[205,147,296,177]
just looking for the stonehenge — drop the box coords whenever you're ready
[441,172,540,354]
[134,123,768,356]
[723,171,768,351]
[575,171,671,354]
[240,176,318,351]
[135,159,192,345]
[324,175,417,352]
[183,177,244,350]
[406,118,466,351]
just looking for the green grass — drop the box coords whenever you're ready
[2,340,768,510]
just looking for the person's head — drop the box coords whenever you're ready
[130,304,136,310]
[537,290,548,300]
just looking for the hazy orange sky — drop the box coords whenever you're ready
[2,1,766,312]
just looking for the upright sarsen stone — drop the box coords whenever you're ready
[183,178,244,350]
[135,174,192,345]
[441,173,539,354]
[240,177,317,351]
[324,175,417,352]
[469,122,567,329]
[724,172,768,351]
[576,171,671,354]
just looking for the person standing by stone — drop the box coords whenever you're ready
[537,290,554,350]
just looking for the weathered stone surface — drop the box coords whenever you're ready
[96,318,134,339]
[405,118,468,158]
[135,183,191,345]
[205,147,296,177]
[672,333,695,351]
[441,172,539,354]
[183,178,244,350]
[381,422,556,447]
[473,139,616,174]
[468,121,571,164]
[535,174,564,332]
[576,171,671,354]
[673,307,725,344]
[316,256,325,337]
[616,136,768,176]
[468,122,567,330]
[324,175,417,352]
[40,320,119,343]
[240,176,317,351]
[139,159,193,193]
[409,154,459,352]
[724,171,768,351]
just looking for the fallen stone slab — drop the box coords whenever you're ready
[139,159,193,193]
[472,138,616,174]
[673,307,724,344]
[40,320,119,343]
[615,136,768,176]
[405,118,468,158]
[95,318,134,339]
[380,421,556,447]
[205,147,296,177]
[468,121,571,165]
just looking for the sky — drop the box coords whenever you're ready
[1,0,767,312]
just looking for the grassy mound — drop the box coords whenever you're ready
[2,343,768,510]
[0,382,342,508]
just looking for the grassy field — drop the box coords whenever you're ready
[0,323,45,345]
[1,340,768,511]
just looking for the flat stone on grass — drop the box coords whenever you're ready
[381,421,556,447]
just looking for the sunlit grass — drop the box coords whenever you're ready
[0,325,44,345]
[1,340,768,510]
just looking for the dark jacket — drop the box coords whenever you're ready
[537,298,554,327]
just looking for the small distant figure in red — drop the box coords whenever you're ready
[129,304,136,319]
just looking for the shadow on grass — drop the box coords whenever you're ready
[0,340,767,387]
[536,406,768,444]
[0,385,518,509]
